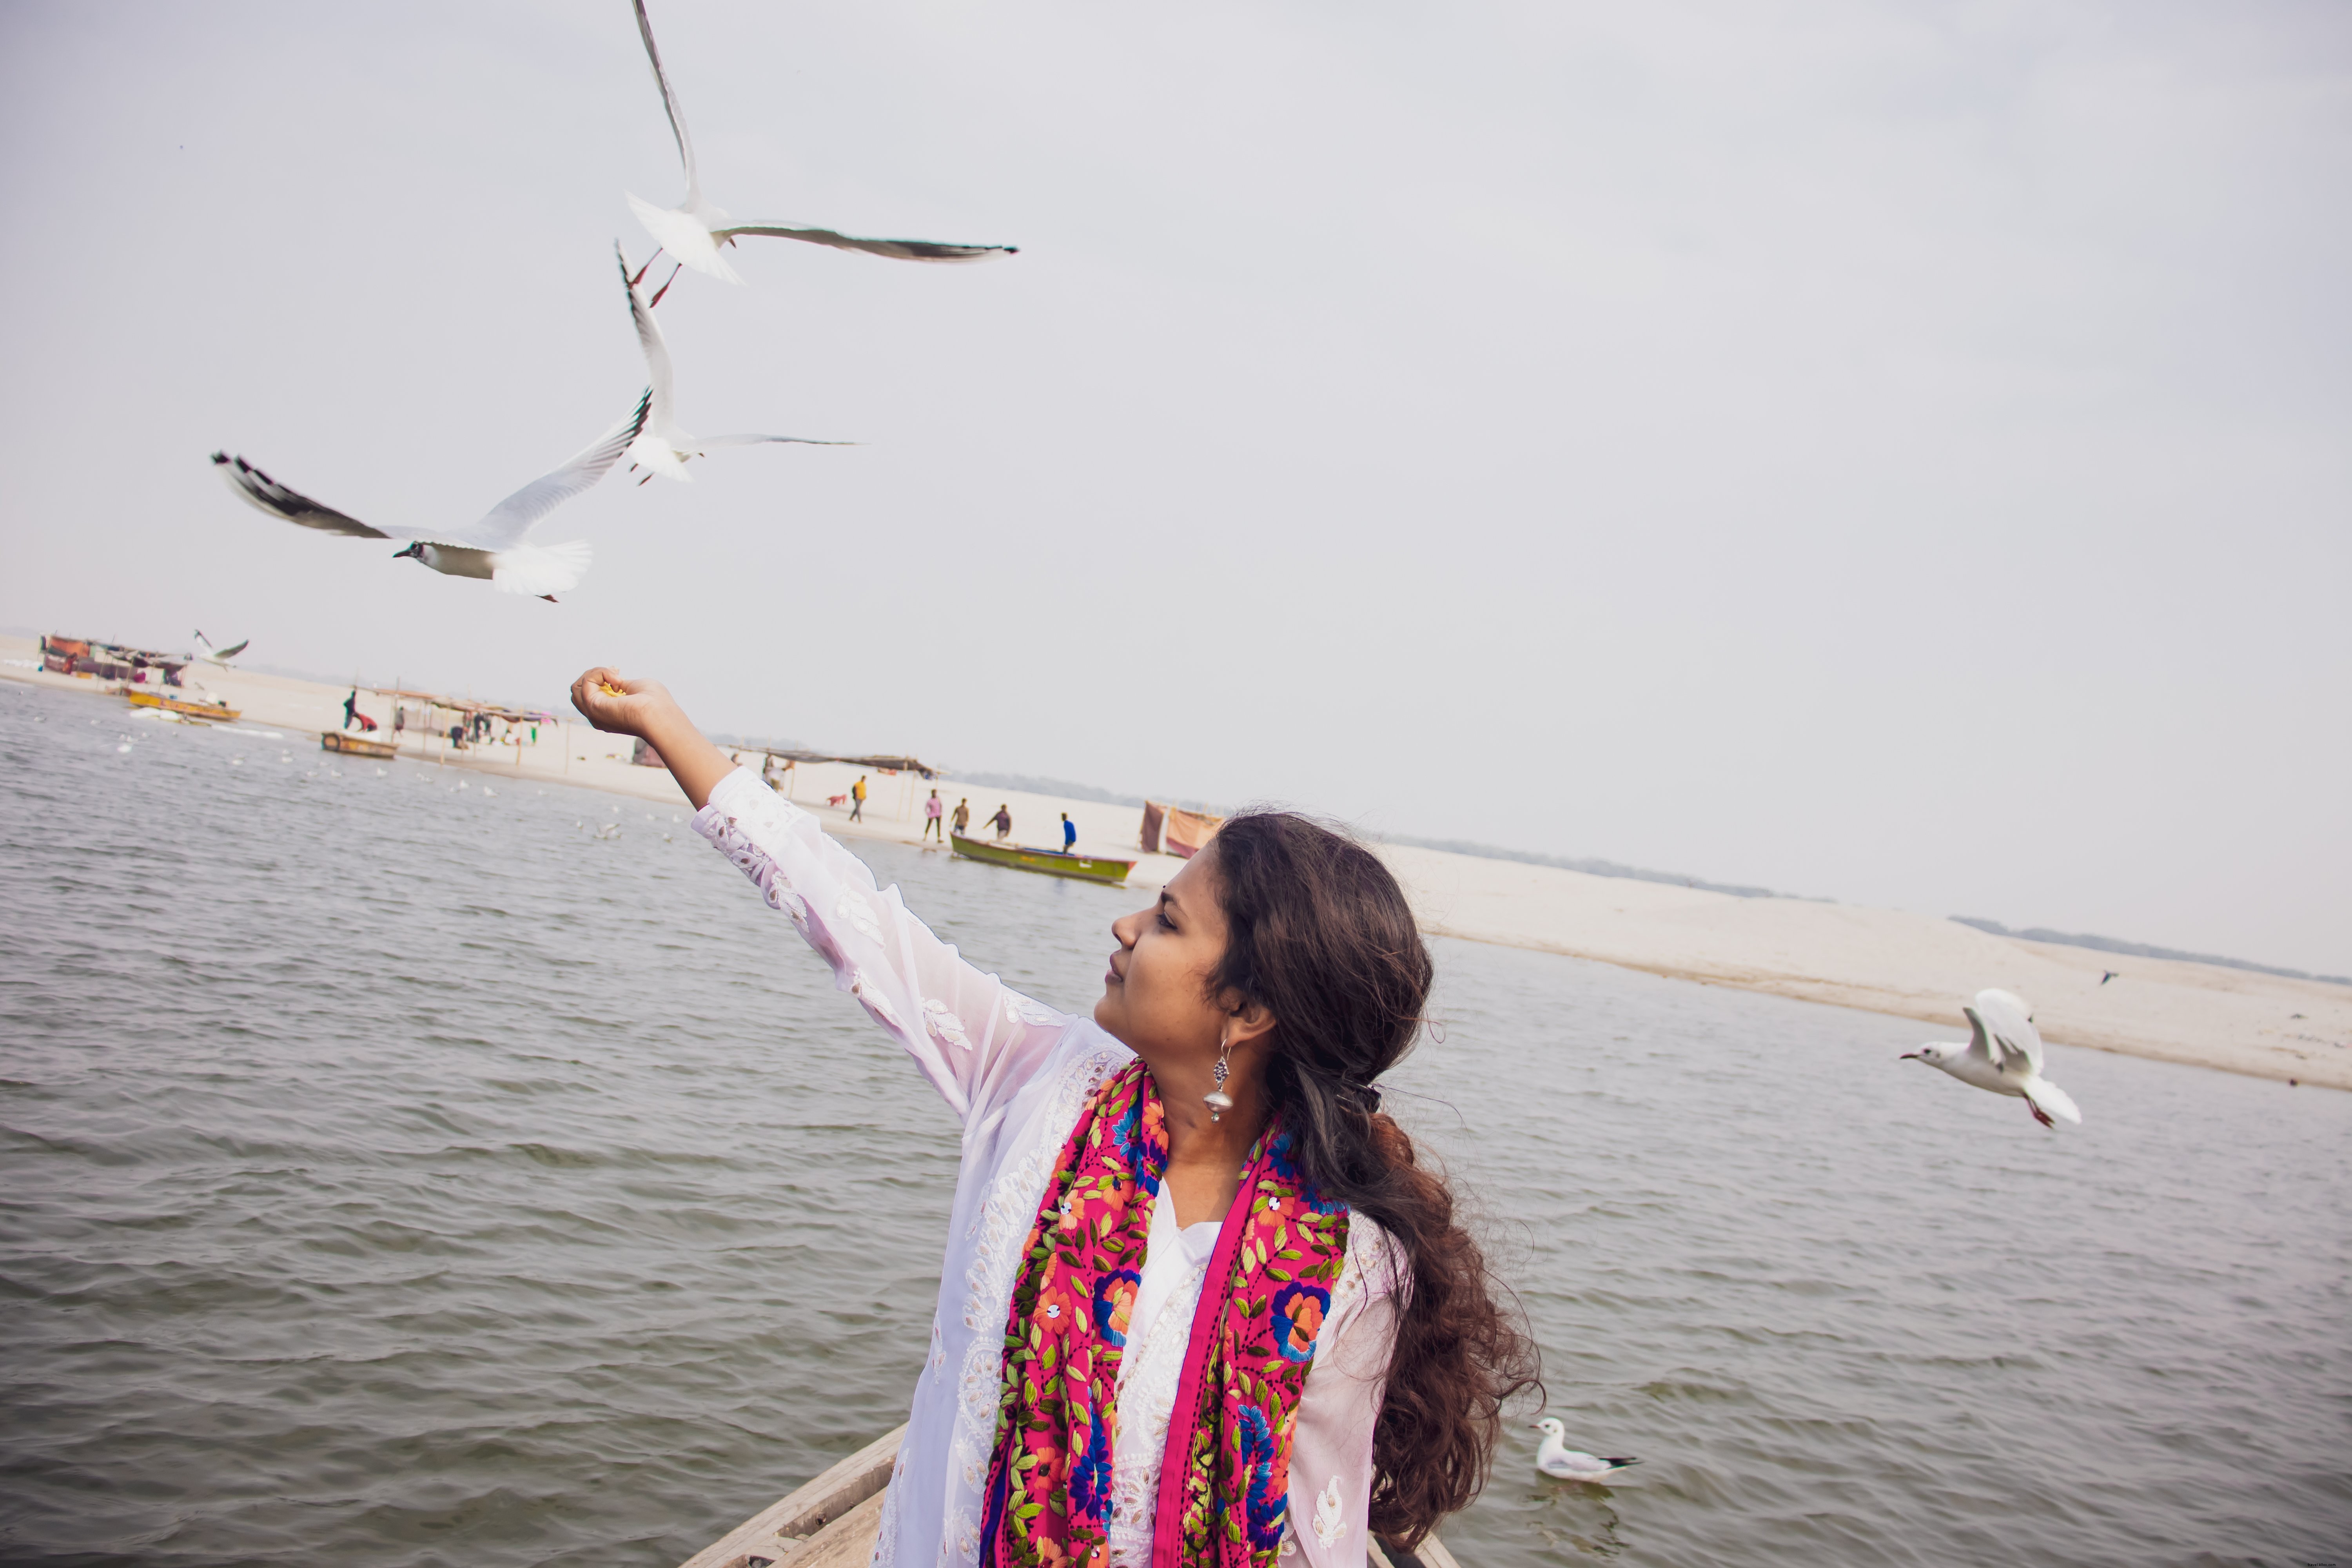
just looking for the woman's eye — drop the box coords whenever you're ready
[1156,911,1174,931]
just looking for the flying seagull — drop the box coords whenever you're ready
[625,0,1015,285]
[1532,1420,1639,1483]
[192,630,249,666]
[211,390,651,601]
[2100,970,2118,985]
[1903,988,2083,1129]
[615,244,851,483]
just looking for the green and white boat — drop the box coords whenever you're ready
[951,833,1135,887]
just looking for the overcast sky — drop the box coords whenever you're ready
[3,0,2346,972]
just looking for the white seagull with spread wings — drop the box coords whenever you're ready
[1903,988,2083,1129]
[211,390,651,601]
[624,0,1015,288]
[191,631,249,666]
[615,244,851,483]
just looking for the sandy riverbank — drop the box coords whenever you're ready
[9,633,2345,1090]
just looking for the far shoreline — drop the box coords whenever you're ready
[8,635,2344,1093]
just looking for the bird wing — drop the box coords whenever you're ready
[617,243,676,433]
[211,453,392,538]
[710,221,1016,263]
[1962,1004,1994,1064]
[214,638,249,661]
[631,0,701,202]
[1971,989,2044,1077]
[447,389,653,551]
[686,432,857,452]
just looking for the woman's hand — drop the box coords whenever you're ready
[570,667,677,739]
[567,666,734,809]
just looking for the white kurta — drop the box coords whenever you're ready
[692,769,1398,1568]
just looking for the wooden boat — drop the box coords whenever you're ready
[321,730,398,759]
[677,1425,1463,1568]
[951,832,1135,887]
[122,690,239,722]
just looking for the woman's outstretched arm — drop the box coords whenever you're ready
[568,666,1076,1127]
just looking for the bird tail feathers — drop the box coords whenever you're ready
[491,540,593,597]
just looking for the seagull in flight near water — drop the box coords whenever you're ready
[211,390,651,601]
[615,243,851,483]
[624,0,1015,287]
[1903,988,2083,1129]
[191,631,249,666]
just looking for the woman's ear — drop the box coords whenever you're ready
[1223,995,1278,1054]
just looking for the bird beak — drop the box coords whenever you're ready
[393,543,421,560]
[1898,1051,1922,1061]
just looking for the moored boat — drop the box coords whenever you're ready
[951,832,1135,886]
[321,730,398,758]
[123,690,240,722]
[675,1426,1464,1568]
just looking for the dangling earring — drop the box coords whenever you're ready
[1204,1031,1234,1122]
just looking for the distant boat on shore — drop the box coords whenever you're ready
[322,730,397,759]
[950,832,1134,887]
[122,689,240,724]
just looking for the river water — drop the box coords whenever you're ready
[2,678,2345,1568]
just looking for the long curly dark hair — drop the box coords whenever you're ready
[1202,810,1543,1546]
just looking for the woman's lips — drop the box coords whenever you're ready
[1104,959,1123,985]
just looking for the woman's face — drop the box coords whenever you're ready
[1096,851,1230,1062]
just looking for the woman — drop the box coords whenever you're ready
[570,668,1537,1567]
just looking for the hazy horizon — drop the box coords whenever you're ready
[3,0,2346,971]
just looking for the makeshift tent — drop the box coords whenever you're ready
[1141,801,1225,859]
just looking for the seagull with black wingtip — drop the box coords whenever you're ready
[211,389,651,601]
[623,0,1016,296]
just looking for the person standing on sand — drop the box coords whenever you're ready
[1062,812,1077,853]
[568,664,1539,1568]
[922,789,945,843]
[991,804,1013,842]
[952,797,971,837]
[851,774,867,822]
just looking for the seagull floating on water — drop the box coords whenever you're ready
[212,390,650,601]
[1532,1419,1639,1482]
[624,0,1014,286]
[1903,988,2083,1129]
[616,244,851,483]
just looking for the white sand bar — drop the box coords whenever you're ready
[9,633,2344,1090]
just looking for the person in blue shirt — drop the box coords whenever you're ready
[1060,812,1076,853]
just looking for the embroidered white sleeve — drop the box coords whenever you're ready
[691,767,1072,1126]
[1281,1217,1399,1568]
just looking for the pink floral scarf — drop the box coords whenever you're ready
[980,1059,1350,1568]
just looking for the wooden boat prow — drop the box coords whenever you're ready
[677,1425,1465,1568]
[679,1426,902,1568]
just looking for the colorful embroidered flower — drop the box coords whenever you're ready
[1270,1281,1330,1364]
[1032,1284,1075,1335]
[1236,1404,1285,1553]
[1092,1269,1140,1347]
[1069,1406,1116,1518]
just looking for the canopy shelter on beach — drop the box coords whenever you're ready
[1140,801,1225,858]
[761,749,941,780]
[366,686,558,759]
[44,634,189,688]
